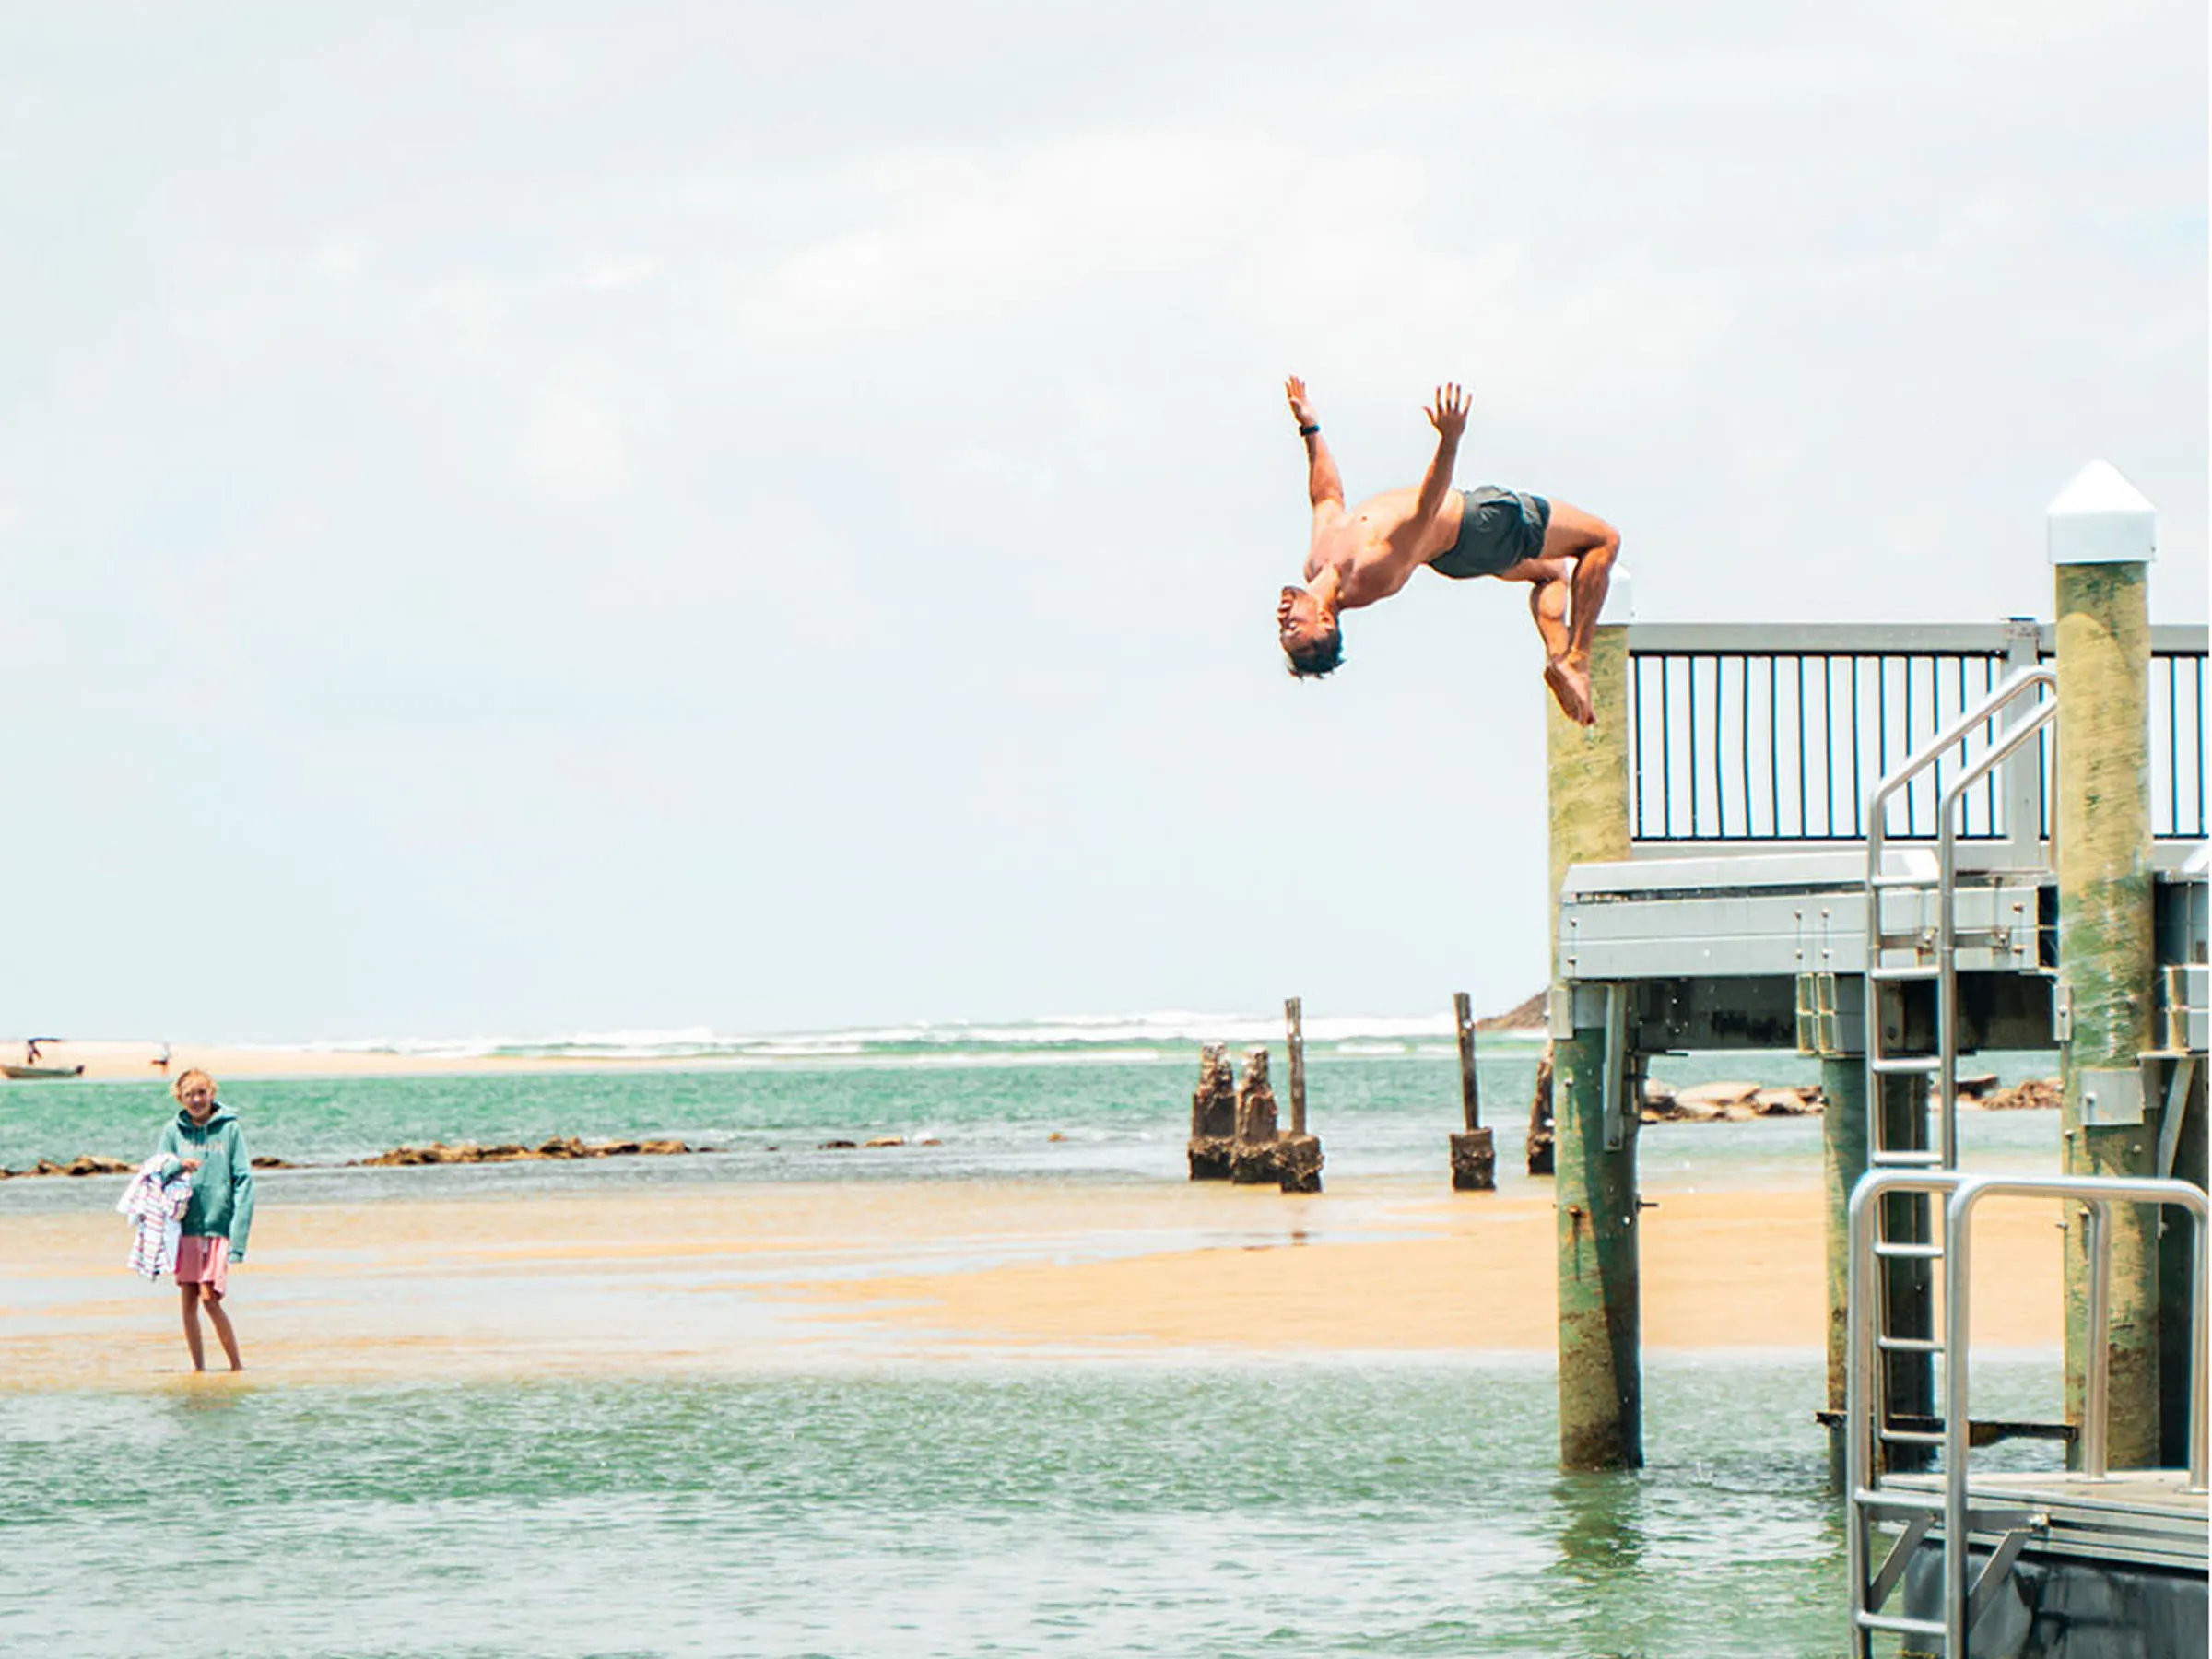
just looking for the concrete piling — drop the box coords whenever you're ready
[1555,1033,1643,1470]
[1821,1054,1869,1486]
[2050,464,2162,1467]
[1547,621,1640,1471]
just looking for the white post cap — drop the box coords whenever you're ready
[1604,564,1635,623]
[2047,460,2158,566]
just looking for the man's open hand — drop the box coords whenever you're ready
[1426,382,1469,439]
[1285,375,1319,430]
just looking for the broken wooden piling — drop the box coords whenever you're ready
[1186,1041,1236,1180]
[1230,1047,1281,1183]
[1449,990,1496,1191]
[1526,1044,1556,1176]
[1276,1003,1324,1193]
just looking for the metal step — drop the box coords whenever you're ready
[1855,1610,1945,1638]
[1855,1486,1947,1512]
[1879,1426,1947,1446]
[1872,1148,1945,1167]
[1874,1241,1946,1261]
[1877,1335,1947,1355]
[1870,1055,1940,1074]
[1868,963,1941,981]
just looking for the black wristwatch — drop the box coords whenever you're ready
[1298,423,1319,437]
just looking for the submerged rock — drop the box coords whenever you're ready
[354,1137,695,1167]
[1980,1077,2060,1111]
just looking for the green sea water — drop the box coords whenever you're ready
[3,1051,2072,1655]
[0,1356,2063,1658]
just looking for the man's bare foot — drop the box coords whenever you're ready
[1545,658,1594,726]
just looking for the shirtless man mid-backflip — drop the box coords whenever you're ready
[1275,375,1619,725]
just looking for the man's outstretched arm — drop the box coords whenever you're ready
[1412,382,1469,523]
[1285,376,1343,514]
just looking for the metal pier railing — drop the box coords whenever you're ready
[1844,1171,2210,1658]
[1863,665,2057,1171]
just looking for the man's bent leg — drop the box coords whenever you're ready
[1541,501,1620,667]
[1524,570,1592,723]
[1540,502,1619,726]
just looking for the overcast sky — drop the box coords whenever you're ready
[2,1,2205,1042]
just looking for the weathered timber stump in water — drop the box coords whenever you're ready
[1448,992,1495,1191]
[1277,1000,1323,1191]
[1525,1044,1556,1176]
[1187,1041,1237,1180]
[1230,1046,1281,1184]
[1450,1128,1496,1191]
[1276,1133,1324,1193]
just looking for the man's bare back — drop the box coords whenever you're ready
[1274,375,1619,725]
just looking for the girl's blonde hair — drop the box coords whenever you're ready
[171,1067,218,1103]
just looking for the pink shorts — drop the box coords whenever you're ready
[174,1235,229,1295]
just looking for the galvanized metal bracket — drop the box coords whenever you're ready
[2157,1056,2197,1179]
[1601,984,1630,1151]
[2078,1066,2145,1128]
[1547,984,1573,1041]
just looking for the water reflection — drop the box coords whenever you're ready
[1547,1467,1655,1652]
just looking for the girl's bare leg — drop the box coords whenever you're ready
[201,1287,243,1371]
[179,1283,207,1371]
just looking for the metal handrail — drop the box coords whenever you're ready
[1863,665,2056,1171]
[1845,1169,2211,1657]
[1932,698,2061,1164]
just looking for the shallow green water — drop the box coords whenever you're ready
[1,1356,2062,1659]
[4,1054,2075,1654]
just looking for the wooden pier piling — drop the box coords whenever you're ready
[1547,622,1641,1471]
[1820,1053,1867,1486]
[1526,1045,1555,1176]
[2050,465,2162,1467]
[1449,991,1495,1191]
[1277,1000,1323,1193]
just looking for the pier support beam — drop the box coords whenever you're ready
[1555,1020,1642,1469]
[2050,464,2160,1468]
[1548,621,1639,1470]
[1822,1053,1868,1485]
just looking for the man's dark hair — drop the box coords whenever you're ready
[1283,622,1344,678]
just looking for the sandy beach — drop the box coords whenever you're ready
[3,1037,668,1082]
[0,1173,2064,1390]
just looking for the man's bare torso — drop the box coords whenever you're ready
[1304,486,1465,611]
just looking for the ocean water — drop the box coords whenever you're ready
[2,1029,2073,1656]
[0,1034,2062,1206]
[0,1355,2064,1659]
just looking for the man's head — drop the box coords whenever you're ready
[1277,584,1343,677]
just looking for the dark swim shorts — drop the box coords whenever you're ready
[1430,486,1552,580]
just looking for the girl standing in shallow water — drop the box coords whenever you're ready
[158,1068,254,1371]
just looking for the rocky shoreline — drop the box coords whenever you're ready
[0,1077,2065,1181]
[0,1135,704,1181]
[1641,1075,2059,1123]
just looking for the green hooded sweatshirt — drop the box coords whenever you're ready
[157,1104,255,1260]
